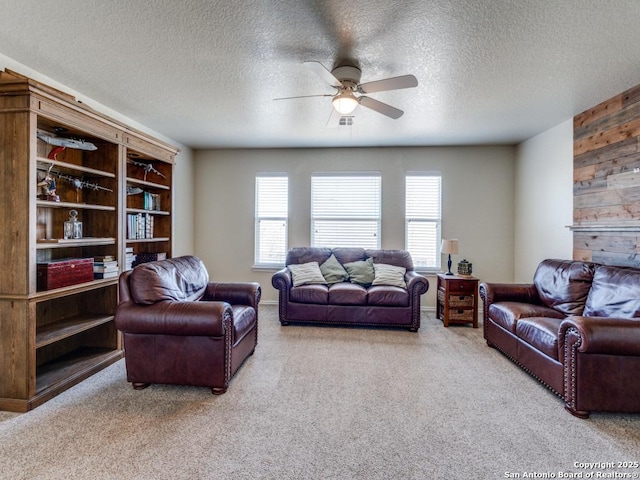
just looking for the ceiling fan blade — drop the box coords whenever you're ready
[304,61,343,88]
[359,96,404,119]
[273,94,333,100]
[358,74,418,94]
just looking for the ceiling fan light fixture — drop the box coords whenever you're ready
[332,91,359,115]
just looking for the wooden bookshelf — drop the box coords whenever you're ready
[0,69,178,412]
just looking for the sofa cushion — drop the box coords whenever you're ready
[533,259,597,315]
[328,283,367,305]
[231,305,256,343]
[286,247,332,266]
[332,247,367,265]
[129,255,209,305]
[290,284,329,304]
[320,254,349,284]
[489,301,565,333]
[583,265,640,318]
[366,249,414,271]
[368,286,409,307]
[288,262,327,287]
[371,263,407,288]
[515,317,562,360]
[343,257,375,286]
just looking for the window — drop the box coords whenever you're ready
[405,173,442,270]
[311,173,381,248]
[255,174,288,266]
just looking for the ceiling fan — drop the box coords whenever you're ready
[275,61,418,125]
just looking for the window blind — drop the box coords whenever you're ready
[255,175,288,265]
[405,174,442,269]
[311,174,381,248]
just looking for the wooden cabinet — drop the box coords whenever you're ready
[436,273,479,328]
[0,69,178,412]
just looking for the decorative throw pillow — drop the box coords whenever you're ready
[343,257,375,286]
[372,263,407,289]
[320,254,349,284]
[288,262,327,287]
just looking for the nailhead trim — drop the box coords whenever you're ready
[563,326,582,412]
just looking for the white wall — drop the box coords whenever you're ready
[194,146,516,306]
[172,148,195,256]
[514,119,574,281]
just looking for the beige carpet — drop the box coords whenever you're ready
[1,305,639,480]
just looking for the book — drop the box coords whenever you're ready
[94,265,118,273]
[94,260,118,268]
[94,271,119,279]
[132,252,166,267]
[94,255,115,262]
[125,249,136,271]
[143,191,161,211]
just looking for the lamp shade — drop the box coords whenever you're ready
[441,239,459,255]
[332,91,359,115]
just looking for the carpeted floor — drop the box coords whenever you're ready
[0,305,639,480]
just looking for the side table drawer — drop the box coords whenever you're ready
[449,309,474,322]
[447,280,475,293]
[448,294,474,307]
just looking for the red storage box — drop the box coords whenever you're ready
[37,258,94,290]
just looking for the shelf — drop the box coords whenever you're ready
[35,347,122,395]
[126,176,170,190]
[126,208,170,215]
[37,237,116,249]
[37,157,115,178]
[567,224,640,232]
[36,313,115,348]
[126,237,170,243]
[32,277,118,301]
[36,200,116,211]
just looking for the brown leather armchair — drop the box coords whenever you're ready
[115,255,260,394]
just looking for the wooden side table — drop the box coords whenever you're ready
[436,273,479,328]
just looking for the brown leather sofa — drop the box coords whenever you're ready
[115,255,261,394]
[271,247,429,331]
[480,259,640,417]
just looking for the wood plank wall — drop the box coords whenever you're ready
[573,83,640,267]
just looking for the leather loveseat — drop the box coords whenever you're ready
[480,258,640,417]
[271,247,429,331]
[115,255,261,394]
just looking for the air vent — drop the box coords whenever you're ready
[339,116,354,126]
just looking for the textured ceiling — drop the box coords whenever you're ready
[1,0,640,149]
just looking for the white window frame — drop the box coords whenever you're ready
[405,172,442,271]
[254,174,288,267]
[311,172,382,249]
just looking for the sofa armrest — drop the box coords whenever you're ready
[405,271,429,295]
[115,300,232,336]
[479,282,540,305]
[271,267,292,291]
[204,282,261,309]
[559,316,640,358]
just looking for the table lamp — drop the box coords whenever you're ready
[441,239,459,275]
